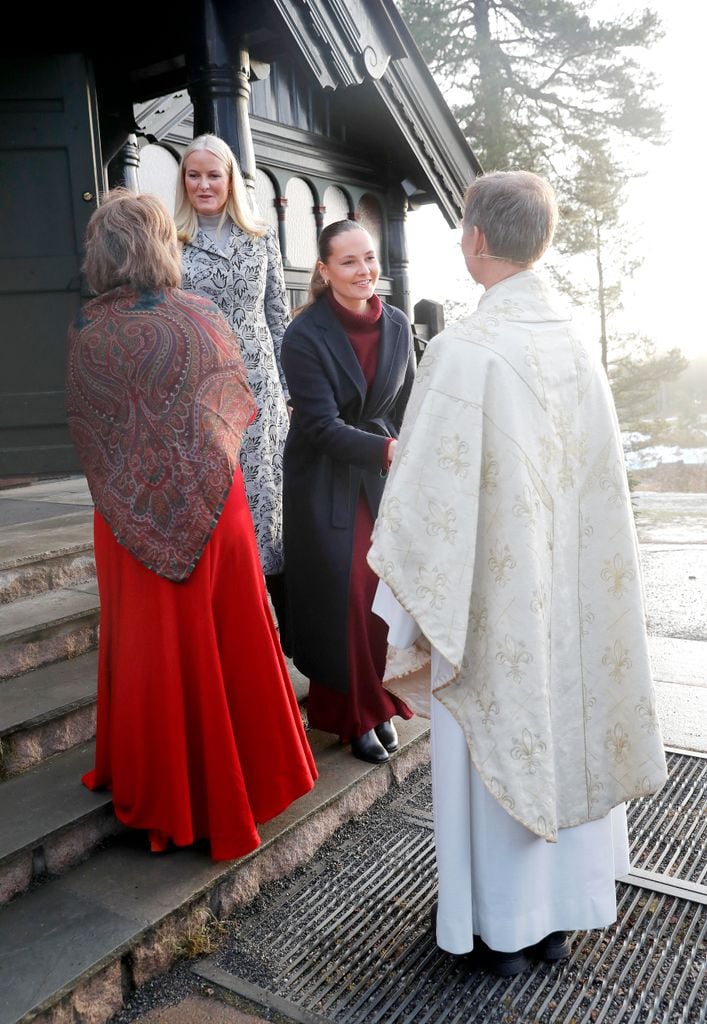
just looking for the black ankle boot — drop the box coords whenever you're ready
[533,931,572,962]
[374,719,399,752]
[351,728,389,764]
[476,938,530,977]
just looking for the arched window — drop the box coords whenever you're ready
[322,186,350,227]
[254,169,278,229]
[284,177,317,268]
[137,144,179,214]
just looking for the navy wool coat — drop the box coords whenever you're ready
[281,295,416,693]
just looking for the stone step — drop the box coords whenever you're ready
[0,657,309,908]
[0,740,119,908]
[0,718,431,1024]
[0,650,98,778]
[0,582,100,682]
[0,509,94,606]
[0,537,95,606]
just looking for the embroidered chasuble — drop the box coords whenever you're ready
[367,270,668,841]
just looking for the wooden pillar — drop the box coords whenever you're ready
[122,135,140,192]
[387,187,412,320]
[314,204,326,235]
[187,0,257,194]
[275,196,289,265]
[107,133,139,190]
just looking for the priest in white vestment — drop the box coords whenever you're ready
[367,170,668,977]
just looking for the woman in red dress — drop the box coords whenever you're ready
[66,189,317,861]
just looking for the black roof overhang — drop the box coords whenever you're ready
[22,0,481,226]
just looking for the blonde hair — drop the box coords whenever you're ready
[82,188,182,295]
[295,219,370,315]
[174,133,267,243]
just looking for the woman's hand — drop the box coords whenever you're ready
[385,439,398,469]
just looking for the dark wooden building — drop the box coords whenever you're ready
[0,0,481,479]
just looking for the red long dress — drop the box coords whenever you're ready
[305,294,413,742]
[83,468,317,862]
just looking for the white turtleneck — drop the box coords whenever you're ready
[198,213,232,253]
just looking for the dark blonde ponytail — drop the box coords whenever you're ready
[308,263,329,303]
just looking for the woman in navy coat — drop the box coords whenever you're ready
[281,220,416,764]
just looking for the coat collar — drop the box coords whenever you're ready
[310,296,404,410]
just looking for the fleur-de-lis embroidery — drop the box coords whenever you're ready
[496,634,533,681]
[635,774,654,798]
[530,583,548,617]
[602,639,632,683]
[379,495,402,532]
[513,484,540,526]
[480,452,498,494]
[605,722,631,764]
[488,777,515,811]
[424,499,457,543]
[511,728,547,774]
[469,594,488,636]
[535,814,554,840]
[600,470,626,506]
[466,306,514,343]
[636,698,659,733]
[436,434,470,478]
[600,554,636,598]
[525,344,539,374]
[415,565,447,610]
[489,543,516,585]
[380,560,396,580]
[539,412,588,490]
[475,686,500,729]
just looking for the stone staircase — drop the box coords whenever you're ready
[0,477,430,1024]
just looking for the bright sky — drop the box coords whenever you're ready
[406,1,706,362]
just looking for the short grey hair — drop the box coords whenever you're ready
[462,171,558,266]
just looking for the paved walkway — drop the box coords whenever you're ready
[632,490,707,753]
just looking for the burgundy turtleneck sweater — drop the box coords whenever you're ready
[327,291,393,468]
[327,290,382,386]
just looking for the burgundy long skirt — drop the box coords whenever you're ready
[306,495,413,742]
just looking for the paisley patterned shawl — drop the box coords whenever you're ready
[66,286,257,581]
[368,271,668,840]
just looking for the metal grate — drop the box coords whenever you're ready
[196,756,707,1024]
[628,750,706,886]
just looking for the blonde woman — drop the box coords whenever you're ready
[176,134,290,635]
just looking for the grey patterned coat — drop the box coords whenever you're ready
[181,222,290,575]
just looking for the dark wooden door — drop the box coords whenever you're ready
[0,54,102,478]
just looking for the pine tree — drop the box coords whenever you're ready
[398,0,666,173]
[398,0,684,418]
